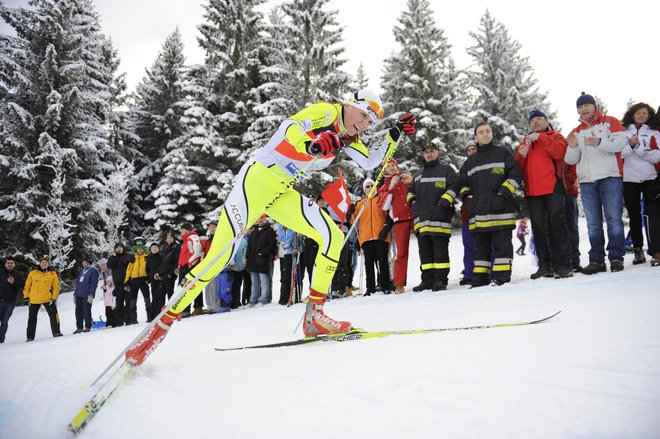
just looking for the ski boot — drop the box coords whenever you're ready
[125,310,180,366]
[302,291,352,337]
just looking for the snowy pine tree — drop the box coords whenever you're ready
[466,10,556,149]
[0,0,125,266]
[380,0,471,169]
[279,0,352,107]
[129,29,187,234]
[146,64,227,233]
[97,161,135,252]
[355,62,369,89]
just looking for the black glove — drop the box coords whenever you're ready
[389,113,416,142]
[308,131,342,156]
[378,223,393,241]
[498,186,514,200]
[438,198,452,209]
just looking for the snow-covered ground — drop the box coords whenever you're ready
[1,220,660,438]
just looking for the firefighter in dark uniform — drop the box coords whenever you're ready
[443,122,522,287]
[407,143,459,291]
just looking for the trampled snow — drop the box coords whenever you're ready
[1,222,659,438]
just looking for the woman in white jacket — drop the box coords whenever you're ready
[621,103,660,265]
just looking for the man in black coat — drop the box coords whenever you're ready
[159,233,180,301]
[107,242,131,326]
[445,122,522,288]
[247,216,277,306]
[407,144,459,291]
[146,242,164,319]
[0,257,23,343]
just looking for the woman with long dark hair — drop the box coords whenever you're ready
[621,103,660,265]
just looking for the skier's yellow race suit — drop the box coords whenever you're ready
[169,102,397,312]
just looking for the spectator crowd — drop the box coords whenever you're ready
[1,93,659,343]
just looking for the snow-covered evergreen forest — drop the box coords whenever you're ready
[0,0,556,277]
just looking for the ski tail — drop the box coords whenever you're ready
[215,311,561,351]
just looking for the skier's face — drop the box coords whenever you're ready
[343,105,373,136]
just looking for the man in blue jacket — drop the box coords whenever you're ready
[73,257,99,333]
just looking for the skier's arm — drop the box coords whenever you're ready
[283,102,340,155]
[344,133,397,171]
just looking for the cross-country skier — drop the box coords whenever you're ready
[126,90,416,365]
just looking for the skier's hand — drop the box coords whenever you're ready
[308,131,342,156]
[389,113,416,142]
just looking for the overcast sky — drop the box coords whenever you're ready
[2,0,659,133]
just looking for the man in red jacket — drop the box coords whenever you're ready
[515,109,572,279]
[377,158,413,294]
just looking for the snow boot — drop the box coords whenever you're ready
[431,280,447,291]
[125,310,179,366]
[412,282,432,292]
[554,265,573,279]
[582,262,606,275]
[302,292,351,337]
[530,266,554,280]
[610,260,624,272]
[632,248,646,265]
[651,253,660,267]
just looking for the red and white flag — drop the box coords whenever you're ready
[322,168,351,228]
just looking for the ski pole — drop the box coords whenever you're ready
[91,156,321,386]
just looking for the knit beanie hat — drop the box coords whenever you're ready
[576,92,596,108]
[528,109,547,122]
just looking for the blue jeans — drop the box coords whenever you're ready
[580,177,625,264]
[249,272,271,305]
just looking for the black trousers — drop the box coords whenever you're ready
[417,234,450,284]
[331,244,350,294]
[472,229,513,283]
[527,193,572,269]
[27,302,60,339]
[162,274,176,300]
[234,270,251,306]
[624,182,645,249]
[278,254,292,305]
[645,198,660,254]
[179,265,204,312]
[362,240,391,293]
[113,282,125,327]
[151,279,164,318]
[74,297,92,330]
[128,277,151,324]
[565,195,581,266]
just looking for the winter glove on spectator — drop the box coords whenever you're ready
[307,131,342,156]
[124,285,130,292]
[87,295,94,304]
[438,197,452,209]
[378,223,393,241]
[389,113,416,142]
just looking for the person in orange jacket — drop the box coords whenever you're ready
[353,178,392,295]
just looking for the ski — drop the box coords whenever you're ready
[215,310,561,351]
[67,361,135,434]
